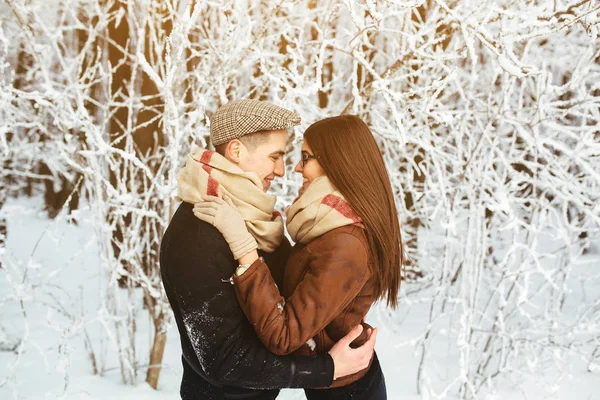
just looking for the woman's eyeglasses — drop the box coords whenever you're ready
[300,152,320,167]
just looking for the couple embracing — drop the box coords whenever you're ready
[160,99,403,400]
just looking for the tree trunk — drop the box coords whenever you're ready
[310,0,332,109]
[14,9,34,197]
[146,329,167,389]
[105,0,135,288]
[0,180,6,268]
[139,5,172,387]
[145,285,169,390]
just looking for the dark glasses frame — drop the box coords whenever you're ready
[300,152,320,167]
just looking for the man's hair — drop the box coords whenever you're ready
[214,130,273,156]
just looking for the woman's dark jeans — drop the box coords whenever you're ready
[304,352,387,400]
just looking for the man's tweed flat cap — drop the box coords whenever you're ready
[210,99,301,146]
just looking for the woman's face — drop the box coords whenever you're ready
[294,141,326,191]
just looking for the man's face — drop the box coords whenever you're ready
[238,129,287,191]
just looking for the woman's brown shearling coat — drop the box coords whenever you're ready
[233,225,378,388]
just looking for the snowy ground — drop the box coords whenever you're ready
[0,196,598,399]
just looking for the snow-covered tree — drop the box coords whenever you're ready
[0,0,598,397]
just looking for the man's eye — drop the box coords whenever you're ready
[271,156,280,161]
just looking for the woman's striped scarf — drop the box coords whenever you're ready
[286,176,362,244]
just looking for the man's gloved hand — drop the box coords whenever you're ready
[193,195,258,260]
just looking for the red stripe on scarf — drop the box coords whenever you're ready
[206,177,219,196]
[271,210,281,221]
[322,194,362,223]
[200,162,219,197]
[200,150,214,165]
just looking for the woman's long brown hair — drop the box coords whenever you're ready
[304,115,403,308]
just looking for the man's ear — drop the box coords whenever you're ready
[225,139,245,163]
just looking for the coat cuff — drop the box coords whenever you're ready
[289,353,334,388]
[233,256,264,282]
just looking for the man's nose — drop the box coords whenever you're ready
[274,158,285,177]
[294,160,303,173]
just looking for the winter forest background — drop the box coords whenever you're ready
[0,0,599,399]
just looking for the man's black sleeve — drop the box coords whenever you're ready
[162,219,334,389]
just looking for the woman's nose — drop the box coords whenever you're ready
[294,160,303,173]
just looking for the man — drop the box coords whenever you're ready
[160,99,376,400]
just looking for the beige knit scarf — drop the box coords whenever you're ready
[286,176,363,244]
[177,147,284,252]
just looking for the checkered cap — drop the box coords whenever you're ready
[210,99,301,146]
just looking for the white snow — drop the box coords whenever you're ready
[0,196,598,399]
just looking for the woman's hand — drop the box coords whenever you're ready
[193,195,258,260]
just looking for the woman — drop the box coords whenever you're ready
[194,115,402,399]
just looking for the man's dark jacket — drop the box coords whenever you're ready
[160,202,334,399]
